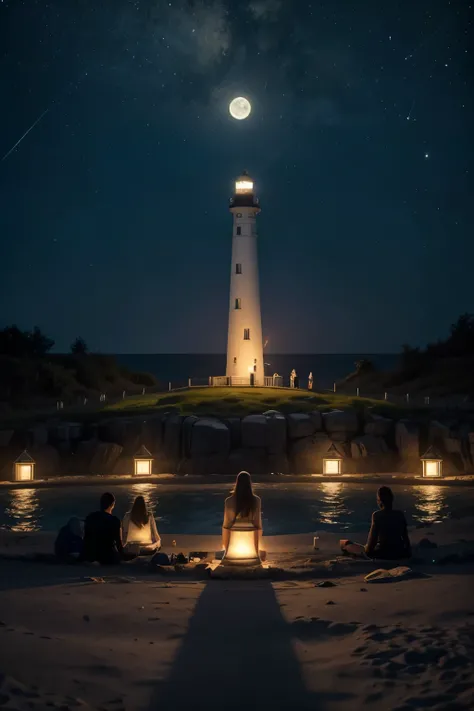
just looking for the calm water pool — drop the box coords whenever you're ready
[0,482,470,534]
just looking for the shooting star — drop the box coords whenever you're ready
[1,108,49,162]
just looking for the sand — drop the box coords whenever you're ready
[0,521,474,711]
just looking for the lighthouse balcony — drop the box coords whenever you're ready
[229,196,260,209]
[195,375,283,388]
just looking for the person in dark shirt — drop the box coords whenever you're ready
[81,492,124,564]
[340,486,411,560]
[55,517,84,562]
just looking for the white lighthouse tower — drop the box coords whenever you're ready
[226,171,264,385]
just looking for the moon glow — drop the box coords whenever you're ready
[229,97,251,120]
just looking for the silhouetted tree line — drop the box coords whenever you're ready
[399,313,474,379]
[0,325,156,401]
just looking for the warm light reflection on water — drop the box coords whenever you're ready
[412,485,447,523]
[5,488,41,532]
[317,482,350,527]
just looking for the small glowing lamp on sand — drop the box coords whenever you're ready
[134,445,153,477]
[13,450,35,482]
[223,523,261,567]
[322,444,343,476]
[421,446,443,478]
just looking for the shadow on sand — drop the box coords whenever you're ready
[150,579,353,711]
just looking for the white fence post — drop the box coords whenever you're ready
[142,387,145,395]
[168,381,171,392]
[406,393,410,403]
[424,396,430,405]
[384,392,388,401]
[333,382,336,393]
[122,390,125,399]
[188,378,191,388]
[356,387,360,397]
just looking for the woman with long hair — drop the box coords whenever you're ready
[222,471,262,557]
[122,495,161,555]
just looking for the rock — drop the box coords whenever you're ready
[351,435,389,459]
[241,415,267,448]
[395,420,419,458]
[268,453,290,475]
[179,453,228,476]
[290,433,332,474]
[49,422,83,446]
[28,426,49,447]
[364,415,393,438]
[90,442,123,475]
[191,418,230,457]
[0,430,14,448]
[76,440,123,475]
[226,447,267,476]
[224,417,242,449]
[309,410,323,431]
[98,419,142,453]
[163,415,184,462]
[31,444,61,477]
[264,411,287,454]
[182,416,199,458]
[395,420,420,472]
[325,600,335,605]
[287,413,316,439]
[316,580,336,588]
[323,409,359,439]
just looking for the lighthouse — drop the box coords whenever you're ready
[226,171,264,385]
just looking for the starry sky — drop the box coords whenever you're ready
[0,0,472,354]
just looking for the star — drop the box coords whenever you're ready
[424,153,430,159]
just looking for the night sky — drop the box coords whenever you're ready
[0,0,472,354]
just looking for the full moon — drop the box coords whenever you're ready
[229,97,251,120]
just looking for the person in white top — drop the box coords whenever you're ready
[222,471,262,556]
[122,495,161,555]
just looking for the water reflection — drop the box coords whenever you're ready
[4,488,41,532]
[412,485,447,523]
[317,482,349,527]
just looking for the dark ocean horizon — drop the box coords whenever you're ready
[115,353,399,390]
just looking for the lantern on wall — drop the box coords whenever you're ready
[223,523,261,567]
[134,445,153,477]
[13,450,35,482]
[322,443,343,476]
[420,446,443,478]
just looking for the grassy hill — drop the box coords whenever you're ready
[104,386,397,418]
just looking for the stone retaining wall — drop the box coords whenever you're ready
[1,408,474,479]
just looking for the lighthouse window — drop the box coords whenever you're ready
[236,226,241,235]
[233,357,237,364]
[235,298,241,310]
[244,329,250,340]
[236,263,242,274]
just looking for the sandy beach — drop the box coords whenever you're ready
[1,518,474,711]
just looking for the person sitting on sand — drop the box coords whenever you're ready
[122,495,161,556]
[222,471,262,556]
[54,517,84,562]
[81,492,124,564]
[340,486,411,560]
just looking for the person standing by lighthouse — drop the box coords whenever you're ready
[226,171,264,385]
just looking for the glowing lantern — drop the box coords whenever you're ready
[223,523,261,567]
[13,450,35,482]
[421,446,443,478]
[322,443,343,475]
[134,445,153,477]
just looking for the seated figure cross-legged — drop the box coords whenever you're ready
[340,486,412,561]
[222,471,262,566]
